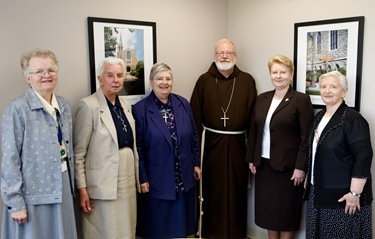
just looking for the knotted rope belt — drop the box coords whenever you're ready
[197,125,246,238]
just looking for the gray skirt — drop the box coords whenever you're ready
[1,169,77,239]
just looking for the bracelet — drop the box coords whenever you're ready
[349,191,361,197]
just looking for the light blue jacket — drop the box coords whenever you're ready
[1,87,74,212]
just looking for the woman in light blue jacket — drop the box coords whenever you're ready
[1,49,77,239]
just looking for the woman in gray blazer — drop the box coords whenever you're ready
[1,49,77,239]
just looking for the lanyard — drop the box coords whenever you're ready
[55,108,74,195]
[55,108,66,157]
[55,108,63,146]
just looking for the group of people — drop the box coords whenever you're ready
[0,38,372,239]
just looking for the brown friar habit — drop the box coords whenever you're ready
[190,62,257,239]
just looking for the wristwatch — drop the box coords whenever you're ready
[349,191,361,197]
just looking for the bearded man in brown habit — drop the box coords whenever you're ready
[190,39,257,239]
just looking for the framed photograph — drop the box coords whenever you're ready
[88,17,157,104]
[293,16,364,111]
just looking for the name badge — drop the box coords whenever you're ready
[61,160,67,172]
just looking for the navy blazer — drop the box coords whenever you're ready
[132,92,200,200]
[247,86,313,171]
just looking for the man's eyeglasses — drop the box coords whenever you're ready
[215,51,236,57]
[29,68,58,77]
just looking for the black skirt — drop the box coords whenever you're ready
[254,158,304,231]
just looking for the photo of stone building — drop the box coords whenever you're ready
[305,29,348,94]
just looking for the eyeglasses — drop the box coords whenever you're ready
[29,68,58,77]
[153,77,172,82]
[215,51,236,57]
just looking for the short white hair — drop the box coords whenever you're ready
[96,57,125,78]
[319,71,348,91]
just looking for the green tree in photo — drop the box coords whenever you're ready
[104,27,117,57]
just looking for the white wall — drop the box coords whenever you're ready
[228,0,375,238]
[0,0,227,235]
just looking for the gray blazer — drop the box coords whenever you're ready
[1,87,74,212]
[74,87,140,199]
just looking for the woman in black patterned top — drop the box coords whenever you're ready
[304,71,373,239]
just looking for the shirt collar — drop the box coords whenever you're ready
[34,91,60,119]
[105,95,122,109]
[154,94,172,110]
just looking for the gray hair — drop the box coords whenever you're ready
[213,39,236,54]
[319,71,348,91]
[20,49,58,78]
[149,63,173,80]
[96,57,125,78]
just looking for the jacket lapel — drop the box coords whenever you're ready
[317,103,347,141]
[97,88,118,147]
[259,91,273,124]
[273,86,293,115]
[25,87,44,111]
[171,95,185,144]
[119,96,134,130]
[147,94,173,150]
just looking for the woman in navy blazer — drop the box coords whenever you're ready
[247,55,313,239]
[133,63,201,238]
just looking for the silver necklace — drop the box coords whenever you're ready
[314,130,320,143]
[216,77,236,127]
[111,106,127,132]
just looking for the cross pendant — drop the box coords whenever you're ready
[163,113,168,123]
[221,112,229,127]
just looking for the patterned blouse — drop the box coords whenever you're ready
[155,97,185,192]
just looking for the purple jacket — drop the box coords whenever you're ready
[132,91,200,200]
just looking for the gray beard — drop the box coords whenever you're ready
[215,61,236,71]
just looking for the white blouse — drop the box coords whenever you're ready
[261,98,282,159]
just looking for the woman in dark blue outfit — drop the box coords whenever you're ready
[305,71,373,239]
[133,63,201,238]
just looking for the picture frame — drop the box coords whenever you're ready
[88,17,157,104]
[293,16,364,111]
